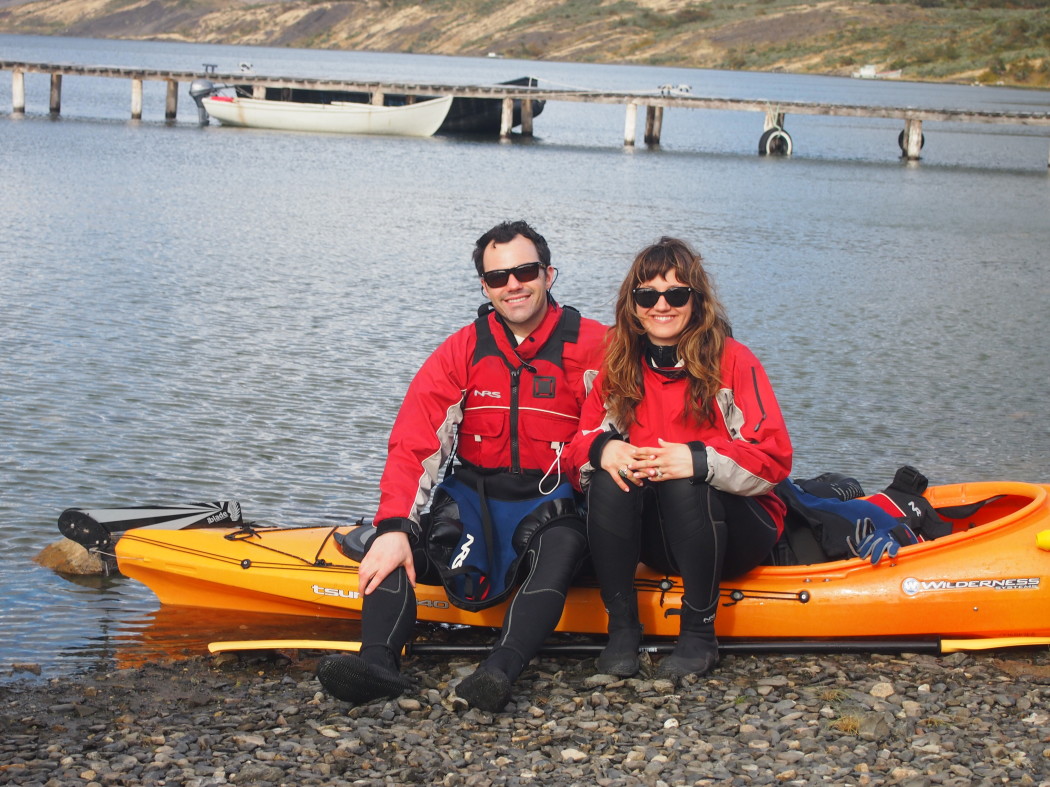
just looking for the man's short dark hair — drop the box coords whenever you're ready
[472,220,551,276]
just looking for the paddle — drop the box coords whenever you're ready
[208,636,1050,656]
[58,502,243,551]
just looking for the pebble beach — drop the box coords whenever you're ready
[2,643,1048,786]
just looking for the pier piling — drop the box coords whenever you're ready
[643,105,663,145]
[902,118,924,160]
[624,102,638,147]
[764,110,785,131]
[165,80,178,120]
[520,98,534,137]
[49,73,61,115]
[499,97,513,139]
[12,69,24,114]
[131,78,143,120]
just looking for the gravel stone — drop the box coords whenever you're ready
[2,646,1048,786]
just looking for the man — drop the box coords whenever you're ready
[318,220,606,712]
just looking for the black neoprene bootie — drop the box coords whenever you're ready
[316,646,411,705]
[455,647,524,713]
[655,599,719,683]
[456,665,513,712]
[596,592,643,677]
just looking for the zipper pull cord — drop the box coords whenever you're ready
[537,441,564,496]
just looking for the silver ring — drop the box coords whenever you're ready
[618,467,629,480]
[656,467,664,478]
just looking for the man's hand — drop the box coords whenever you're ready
[358,531,416,595]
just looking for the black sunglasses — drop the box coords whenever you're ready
[632,287,693,309]
[481,262,547,288]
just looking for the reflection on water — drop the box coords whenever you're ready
[30,570,362,674]
[2,34,1049,680]
[103,607,363,671]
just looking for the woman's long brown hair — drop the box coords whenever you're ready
[602,237,730,429]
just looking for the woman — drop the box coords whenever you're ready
[567,237,792,682]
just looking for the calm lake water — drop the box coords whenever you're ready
[1,34,1048,680]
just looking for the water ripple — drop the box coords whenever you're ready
[3,38,1049,678]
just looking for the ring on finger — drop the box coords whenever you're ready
[618,467,629,480]
[656,467,664,478]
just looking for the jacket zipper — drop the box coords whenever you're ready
[509,366,521,473]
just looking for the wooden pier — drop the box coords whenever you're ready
[3,60,1050,166]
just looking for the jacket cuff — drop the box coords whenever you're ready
[688,442,709,480]
[375,516,422,546]
[589,431,623,469]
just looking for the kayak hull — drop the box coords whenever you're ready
[114,481,1050,642]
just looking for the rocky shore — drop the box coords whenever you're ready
[2,643,1049,786]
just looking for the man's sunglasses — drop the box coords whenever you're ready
[481,262,547,288]
[632,287,693,309]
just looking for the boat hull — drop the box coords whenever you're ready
[438,76,546,134]
[240,77,546,135]
[114,481,1050,643]
[202,94,453,137]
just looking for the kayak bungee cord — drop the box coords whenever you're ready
[222,523,356,568]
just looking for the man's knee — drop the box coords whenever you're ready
[368,566,411,597]
[537,520,586,555]
[530,523,587,583]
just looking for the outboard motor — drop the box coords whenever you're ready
[189,78,216,126]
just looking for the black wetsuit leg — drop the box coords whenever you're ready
[589,474,780,610]
[643,481,781,599]
[484,523,587,680]
[717,492,781,578]
[646,479,727,611]
[316,566,418,704]
[585,470,646,602]
[359,567,418,671]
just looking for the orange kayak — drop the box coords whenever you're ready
[63,481,1050,647]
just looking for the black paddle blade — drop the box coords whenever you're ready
[58,502,243,551]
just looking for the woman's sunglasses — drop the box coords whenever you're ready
[480,262,547,288]
[632,287,693,309]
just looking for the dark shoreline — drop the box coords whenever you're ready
[3,646,1048,786]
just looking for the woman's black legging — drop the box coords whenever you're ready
[586,471,780,613]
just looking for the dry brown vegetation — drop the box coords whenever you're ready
[0,0,1047,87]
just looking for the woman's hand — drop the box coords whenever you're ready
[600,439,646,491]
[629,438,693,482]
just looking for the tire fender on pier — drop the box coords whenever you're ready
[759,127,792,156]
[898,129,926,152]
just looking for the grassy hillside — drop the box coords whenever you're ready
[1,0,1047,87]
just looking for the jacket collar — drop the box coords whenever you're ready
[488,299,562,362]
